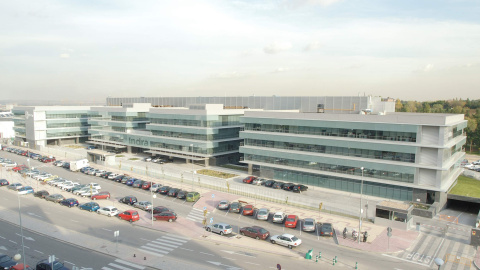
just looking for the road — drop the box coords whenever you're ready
[0,150,431,270]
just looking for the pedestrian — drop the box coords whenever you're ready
[363,231,368,242]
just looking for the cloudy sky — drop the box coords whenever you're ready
[1,0,479,103]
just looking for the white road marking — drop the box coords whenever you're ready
[140,238,150,241]
[70,219,79,223]
[151,240,180,248]
[161,236,187,243]
[0,236,5,239]
[382,254,430,266]
[101,267,115,270]
[139,246,169,254]
[200,252,215,256]
[245,262,260,266]
[64,261,74,265]
[107,263,131,270]
[146,243,174,251]
[114,259,145,269]
[178,247,194,251]
[9,240,17,244]
[35,250,44,254]
[137,248,165,257]
[222,257,236,261]
[102,228,112,232]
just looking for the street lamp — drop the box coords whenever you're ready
[190,144,194,190]
[17,193,27,269]
[358,167,364,244]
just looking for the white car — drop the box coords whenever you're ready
[34,173,49,180]
[150,183,162,192]
[89,183,102,190]
[272,212,286,223]
[108,173,119,180]
[80,189,99,197]
[270,234,302,249]
[97,206,120,217]
[4,162,17,167]
[62,182,80,190]
[134,201,152,211]
[57,180,74,189]
[95,170,106,176]
[73,187,92,195]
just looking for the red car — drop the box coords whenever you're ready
[153,211,177,222]
[240,226,270,240]
[118,210,140,223]
[142,182,153,190]
[285,215,299,228]
[42,157,56,163]
[242,176,257,184]
[91,191,111,200]
[12,165,27,172]
[242,205,254,216]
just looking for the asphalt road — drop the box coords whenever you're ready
[0,150,430,270]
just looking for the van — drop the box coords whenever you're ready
[186,192,200,202]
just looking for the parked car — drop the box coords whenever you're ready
[264,180,276,187]
[158,186,171,195]
[108,173,119,180]
[242,176,257,184]
[79,202,100,212]
[218,200,230,210]
[133,201,152,211]
[242,204,254,216]
[272,182,285,189]
[35,258,69,270]
[18,186,34,195]
[68,184,88,193]
[150,183,162,192]
[206,223,233,235]
[125,178,135,186]
[319,223,334,237]
[45,194,65,203]
[272,212,286,223]
[118,210,140,223]
[177,190,188,199]
[142,182,152,190]
[229,201,244,213]
[91,191,111,200]
[7,183,23,190]
[282,183,295,191]
[132,180,145,188]
[186,192,200,202]
[119,196,138,205]
[10,263,33,270]
[252,178,266,185]
[0,254,17,269]
[79,189,99,197]
[270,233,302,249]
[292,184,308,193]
[240,226,270,240]
[0,179,9,186]
[34,190,49,198]
[88,183,101,190]
[59,198,79,208]
[285,215,299,228]
[302,218,316,232]
[97,206,120,217]
[149,206,172,214]
[153,211,177,222]
[168,188,181,197]
[256,208,270,221]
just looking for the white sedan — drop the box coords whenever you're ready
[97,206,120,217]
[79,189,99,197]
[62,182,80,191]
[270,234,302,249]
[89,183,102,190]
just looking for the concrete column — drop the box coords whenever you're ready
[75,138,79,144]
[127,146,132,154]
[56,139,60,146]
[186,159,190,164]
[248,164,253,175]
[204,158,209,167]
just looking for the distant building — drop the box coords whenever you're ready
[12,106,91,147]
[0,111,14,142]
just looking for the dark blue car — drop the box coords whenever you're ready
[125,178,136,186]
[59,198,79,208]
[79,202,100,212]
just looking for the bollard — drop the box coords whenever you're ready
[133,254,136,257]
[315,256,318,263]
[355,262,358,269]
[144,257,146,260]
[319,252,322,259]
[333,258,335,265]
[335,256,338,263]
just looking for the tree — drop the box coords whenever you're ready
[424,103,431,113]
[405,101,417,112]
[432,104,444,113]
[466,117,478,152]
[395,99,403,112]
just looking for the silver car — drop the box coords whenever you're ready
[302,218,316,232]
[272,212,286,223]
[206,223,233,236]
[134,201,152,211]
[218,200,230,210]
[256,208,269,220]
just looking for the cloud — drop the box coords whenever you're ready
[303,41,321,52]
[59,53,70,58]
[274,67,289,73]
[263,42,292,54]
[423,64,434,72]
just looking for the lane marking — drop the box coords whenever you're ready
[35,250,44,254]
[382,254,429,266]
[222,257,236,261]
[0,236,5,239]
[114,259,145,269]
[9,240,17,244]
[200,252,215,256]
[137,248,165,257]
[178,247,194,251]
[70,220,79,223]
[245,262,260,266]
[107,263,131,270]
[101,228,112,232]
[160,236,188,243]
[146,243,174,251]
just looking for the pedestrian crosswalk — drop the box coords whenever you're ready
[102,259,145,270]
[185,208,207,222]
[384,226,475,269]
[138,234,190,257]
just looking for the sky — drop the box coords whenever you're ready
[1,0,480,103]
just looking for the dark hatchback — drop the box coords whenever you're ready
[60,198,79,208]
[264,180,276,187]
[35,259,70,270]
[34,190,49,198]
[319,223,334,237]
[0,254,17,269]
[132,180,145,188]
[282,183,295,191]
[158,186,171,195]
[0,179,9,186]
[149,206,172,214]
[239,226,270,240]
[119,195,138,205]
[177,190,188,199]
[168,188,181,197]
[292,184,308,193]
[272,182,285,189]
[229,202,244,213]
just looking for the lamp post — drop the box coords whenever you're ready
[358,167,364,244]
[190,144,194,190]
[147,166,154,226]
[17,193,27,269]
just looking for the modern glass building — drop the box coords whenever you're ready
[12,106,91,147]
[240,111,467,204]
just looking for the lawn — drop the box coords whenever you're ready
[196,169,237,179]
[449,175,480,198]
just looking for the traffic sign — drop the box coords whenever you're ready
[114,230,119,237]
[203,210,208,216]
[203,206,207,210]
[212,194,215,198]
[210,217,213,223]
